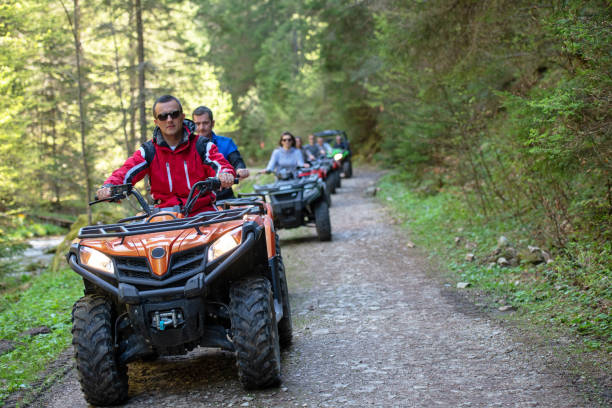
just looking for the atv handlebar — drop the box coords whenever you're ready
[182,177,239,216]
[90,177,239,217]
[90,184,152,215]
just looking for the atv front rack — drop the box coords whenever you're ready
[79,206,257,238]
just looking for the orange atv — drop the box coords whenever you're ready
[66,179,292,406]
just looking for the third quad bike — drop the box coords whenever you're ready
[67,178,292,406]
[313,129,352,179]
[253,169,331,241]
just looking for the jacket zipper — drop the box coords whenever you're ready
[184,160,191,189]
[166,162,173,192]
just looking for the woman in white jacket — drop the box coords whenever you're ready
[262,131,309,175]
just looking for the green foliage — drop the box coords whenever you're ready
[233,172,276,196]
[50,206,130,273]
[0,267,82,405]
[0,0,235,213]
[194,0,377,160]
[378,173,612,349]
[0,215,67,303]
[362,0,612,248]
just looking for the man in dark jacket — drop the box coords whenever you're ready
[192,106,249,200]
[304,133,322,160]
[333,134,348,150]
[96,95,235,215]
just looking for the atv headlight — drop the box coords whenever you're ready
[303,186,318,202]
[333,153,343,161]
[208,227,242,262]
[79,246,115,275]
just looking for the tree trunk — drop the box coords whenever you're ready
[51,102,61,207]
[66,0,92,224]
[128,0,137,150]
[109,12,131,155]
[135,0,146,144]
[135,0,151,200]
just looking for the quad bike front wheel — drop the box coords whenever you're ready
[275,234,293,348]
[335,170,342,189]
[325,186,332,207]
[72,295,128,406]
[230,277,282,389]
[314,199,332,241]
[342,160,352,178]
[326,175,336,194]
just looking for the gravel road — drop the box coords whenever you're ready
[28,169,602,408]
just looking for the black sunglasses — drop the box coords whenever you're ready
[157,110,182,121]
[282,138,292,142]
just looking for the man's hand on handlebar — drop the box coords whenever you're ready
[237,168,250,180]
[96,186,112,200]
[219,172,235,189]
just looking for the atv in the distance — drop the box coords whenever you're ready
[253,169,331,241]
[313,129,352,178]
[310,156,342,194]
[67,179,292,406]
[297,161,333,206]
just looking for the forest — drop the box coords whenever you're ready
[0,0,610,400]
[1,0,609,240]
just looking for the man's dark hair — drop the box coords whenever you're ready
[192,106,214,121]
[152,95,183,118]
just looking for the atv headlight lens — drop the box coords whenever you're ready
[208,227,242,262]
[334,153,343,161]
[79,246,115,275]
[303,187,318,201]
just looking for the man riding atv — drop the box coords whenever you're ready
[70,95,292,405]
[96,95,235,214]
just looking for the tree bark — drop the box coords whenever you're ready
[109,12,131,155]
[51,101,61,207]
[75,0,92,223]
[128,0,137,150]
[135,0,146,144]
[62,0,92,223]
[134,0,152,201]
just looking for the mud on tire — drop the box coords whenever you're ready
[230,277,281,389]
[314,199,332,241]
[72,294,128,406]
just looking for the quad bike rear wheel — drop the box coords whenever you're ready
[72,295,128,406]
[314,200,332,241]
[275,234,293,348]
[230,277,281,389]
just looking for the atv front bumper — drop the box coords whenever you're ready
[68,231,256,303]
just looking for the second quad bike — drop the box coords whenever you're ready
[314,156,341,194]
[253,169,331,241]
[67,178,292,406]
[299,156,340,194]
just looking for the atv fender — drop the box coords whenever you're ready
[264,216,277,258]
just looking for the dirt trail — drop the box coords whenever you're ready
[30,170,598,408]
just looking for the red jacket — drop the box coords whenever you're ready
[104,120,235,215]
